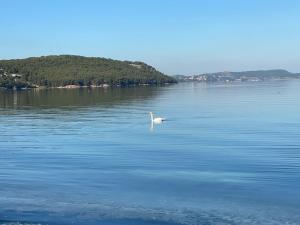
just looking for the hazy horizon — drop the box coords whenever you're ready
[1,54,299,76]
[1,0,299,75]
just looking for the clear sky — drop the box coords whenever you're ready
[1,0,299,75]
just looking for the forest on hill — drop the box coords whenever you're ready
[0,55,176,89]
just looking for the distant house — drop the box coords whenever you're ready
[129,63,142,69]
[11,74,22,78]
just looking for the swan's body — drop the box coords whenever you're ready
[150,112,165,124]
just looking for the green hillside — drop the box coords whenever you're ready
[0,55,176,89]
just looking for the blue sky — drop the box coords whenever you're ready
[1,0,299,74]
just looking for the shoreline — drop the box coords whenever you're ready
[0,82,175,91]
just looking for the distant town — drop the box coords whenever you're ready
[174,69,300,82]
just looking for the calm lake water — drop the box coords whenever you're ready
[1,81,300,225]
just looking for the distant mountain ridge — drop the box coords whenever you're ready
[0,55,176,89]
[174,69,300,82]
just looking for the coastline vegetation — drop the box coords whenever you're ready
[0,55,177,90]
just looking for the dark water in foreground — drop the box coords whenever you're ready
[0,81,300,225]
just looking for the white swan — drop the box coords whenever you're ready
[150,112,165,124]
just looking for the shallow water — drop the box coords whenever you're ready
[0,81,300,225]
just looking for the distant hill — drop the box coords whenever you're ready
[174,69,300,82]
[0,55,176,89]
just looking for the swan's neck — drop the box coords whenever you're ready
[150,112,154,122]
